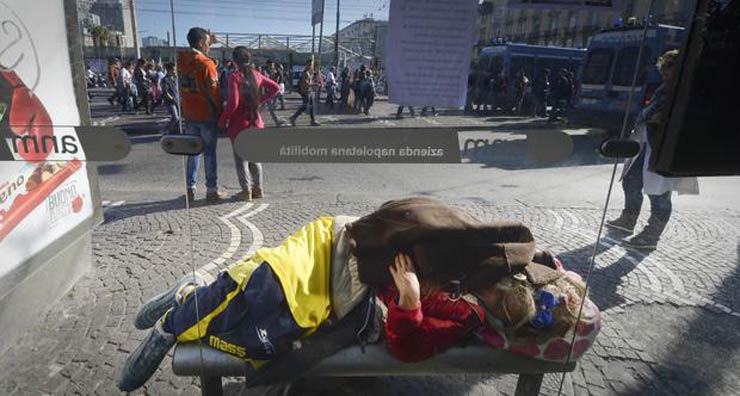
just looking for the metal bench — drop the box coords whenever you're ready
[172,342,576,396]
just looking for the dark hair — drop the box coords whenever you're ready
[232,46,260,124]
[187,27,209,49]
[165,62,176,72]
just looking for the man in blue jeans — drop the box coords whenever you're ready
[178,27,227,202]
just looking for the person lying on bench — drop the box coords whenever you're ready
[118,198,600,392]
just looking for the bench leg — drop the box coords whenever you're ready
[514,373,544,396]
[200,375,223,396]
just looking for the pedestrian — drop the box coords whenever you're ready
[272,64,286,110]
[396,105,416,119]
[262,60,286,127]
[338,66,351,111]
[119,60,134,112]
[134,59,155,114]
[150,64,165,112]
[161,63,180,135]
[476,71,491,113]
[359,69,376,115]
[513,70,529,114]
[549,69,571,122]
[420,106,438,117]
[325,66,337,110]
[178,27,227,203]
[107,58,121,106]
[218,47,280,202]
[352,68,366,113]
[533,68,550,118]
[289,59,320,127]
[606,50,699,250]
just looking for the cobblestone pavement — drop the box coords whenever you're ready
[1,95,739,395]
[1,192,738,396]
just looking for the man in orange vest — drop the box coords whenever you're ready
[178,27,227,203]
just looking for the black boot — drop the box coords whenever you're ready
[605,211,638,234]
[623,218,667,251]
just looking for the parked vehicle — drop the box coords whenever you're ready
[475,43,586,112]
[571,23,685,134]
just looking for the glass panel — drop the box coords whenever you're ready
[582,48,614,84]
[612,46,651,86]
[3,1,738,396]
[0,0,195,394]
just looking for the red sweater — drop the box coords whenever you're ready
[218,69,280,140]
[379,286,485,362]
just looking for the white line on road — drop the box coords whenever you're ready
[197,202,269,280]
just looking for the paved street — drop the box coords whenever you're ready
[1,93,739,395]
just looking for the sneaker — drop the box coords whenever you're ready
[622,231,659,251]
[395,114,403,120]
[252,186,264,199]
[135,272,206,330]
[206,190,228,203]
[234,189,252,202]
[289,116,297,127]
[605,213,637,234]
[277,119,287,127]
[118,321,176,392]
[310,120,321,127]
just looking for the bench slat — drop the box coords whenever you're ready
[172,342,576,377]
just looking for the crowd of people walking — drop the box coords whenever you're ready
[466,66,577,121]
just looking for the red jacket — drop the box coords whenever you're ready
[380,285,485,362]
[218,69,280,140]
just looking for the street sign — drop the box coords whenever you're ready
[312,0,325,26]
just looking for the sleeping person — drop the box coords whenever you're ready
[118,198,600,392]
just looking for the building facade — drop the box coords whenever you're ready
[77,0,135,49]
[478,0,695,49]
[333,18,389,59]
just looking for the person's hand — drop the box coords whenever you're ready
[389,253,421,310]
[208,31,219,45]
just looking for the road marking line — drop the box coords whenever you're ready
[195,203,269,281]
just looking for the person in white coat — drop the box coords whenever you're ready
[606,50,699,250]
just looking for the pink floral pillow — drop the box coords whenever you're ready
[477,298,602,362]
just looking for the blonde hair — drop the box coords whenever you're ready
[656,49,679,72]
[500,274,589,344]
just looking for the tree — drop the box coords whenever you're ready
[89,25,111,49]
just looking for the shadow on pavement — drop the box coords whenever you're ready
[624,243,740,395]
[102,195,237,223]
[558,231,649,312]
[96,164,129,175]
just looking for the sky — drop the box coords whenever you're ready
[135,0,390,45]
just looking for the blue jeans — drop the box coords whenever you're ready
[165,103,180,134]
[623,147,672,226]
[185,121,219,192]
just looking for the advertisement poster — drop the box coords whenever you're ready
[0,0,93,279]
[386,0,478,107]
